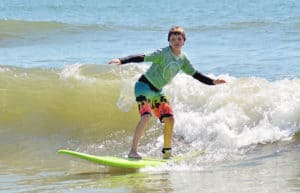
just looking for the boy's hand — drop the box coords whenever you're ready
[213,79,226,85]
[109,58,121,65]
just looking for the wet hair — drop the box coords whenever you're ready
[168,26,186,42]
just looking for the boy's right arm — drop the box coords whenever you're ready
[109,54,145,65]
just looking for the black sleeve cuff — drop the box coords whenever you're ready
[119,54,145,64]
[192,71,215,85]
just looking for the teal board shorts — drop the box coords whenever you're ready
[134,81,164,102]
[134,81,173,121]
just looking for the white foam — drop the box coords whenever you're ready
[59,63,96,83]
[117,63,148,112]
[166,75,299,153]
[0,67,10,73]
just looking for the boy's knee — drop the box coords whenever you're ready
[141,113,152,121]
[154,102,174,122]
[162,116,175,125]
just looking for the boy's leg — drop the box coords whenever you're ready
[128,114,151,159]
[162,116,174,159]
[128,100,152,159]
[153,100,174,159]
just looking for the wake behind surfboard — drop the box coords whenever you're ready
[57,149,168,169]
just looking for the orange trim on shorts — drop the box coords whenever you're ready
[153,102,173,121]
[138,102,152,116]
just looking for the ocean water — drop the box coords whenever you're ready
[0,0,300,192]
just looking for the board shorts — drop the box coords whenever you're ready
[134,79,173,122]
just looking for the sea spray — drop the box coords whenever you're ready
[167,74,299,159]
[0,63,299,161]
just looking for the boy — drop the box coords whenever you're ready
[109,26,226,159]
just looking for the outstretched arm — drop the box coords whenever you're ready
[192,71,226,85]
[109,54,145,65]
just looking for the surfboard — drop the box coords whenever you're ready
[57,149,168,169]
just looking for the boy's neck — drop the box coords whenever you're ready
[170,47,181,56]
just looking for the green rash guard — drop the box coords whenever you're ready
[143,46,197,89]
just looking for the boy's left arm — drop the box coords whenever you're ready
[180,57,226,85]
[192,71,226,85]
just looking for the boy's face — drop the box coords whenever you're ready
[169,34,185,51]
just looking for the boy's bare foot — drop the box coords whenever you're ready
[128,150,142,159]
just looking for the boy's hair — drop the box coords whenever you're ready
[168,26,186,42]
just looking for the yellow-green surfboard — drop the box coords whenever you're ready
[58,149,168,169]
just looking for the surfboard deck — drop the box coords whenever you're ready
[58,149,168,169]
